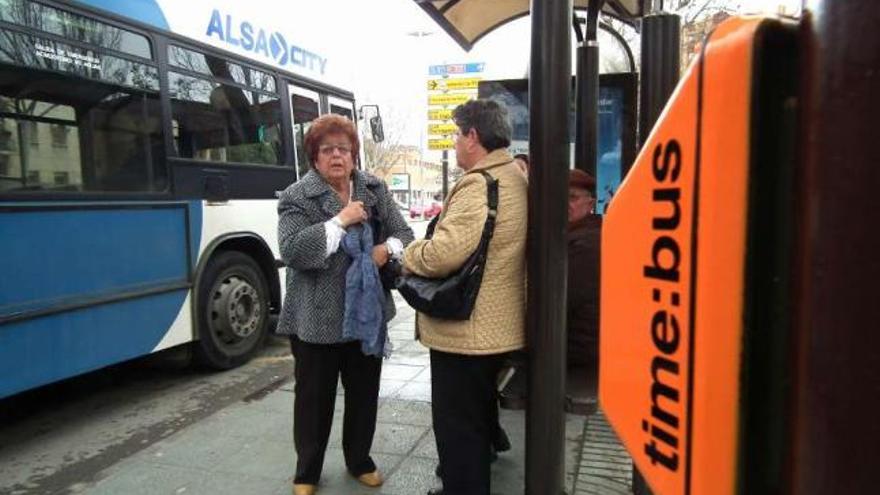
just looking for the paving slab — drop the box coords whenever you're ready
[80,295,635,495]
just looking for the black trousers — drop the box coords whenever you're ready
[431,349,504,495]
[290,336,382,484]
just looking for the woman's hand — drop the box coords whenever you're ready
[337,201,367,227]
[371,244,389,268]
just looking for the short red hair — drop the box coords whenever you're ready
[303,114,360,166]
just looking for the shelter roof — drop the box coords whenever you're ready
[415,0,647,51]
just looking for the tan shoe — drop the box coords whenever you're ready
[292,483,316,495]
[356,470,383,487]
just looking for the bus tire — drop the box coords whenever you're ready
[194,250,269,369]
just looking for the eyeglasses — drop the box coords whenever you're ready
[318,143,352,155]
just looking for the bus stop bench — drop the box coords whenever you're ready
[498,361,598,416]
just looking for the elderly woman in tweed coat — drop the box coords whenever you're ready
[277,114,413,495]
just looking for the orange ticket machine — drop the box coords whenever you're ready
[599,16,800,495]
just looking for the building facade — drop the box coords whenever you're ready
[372,145,442,207]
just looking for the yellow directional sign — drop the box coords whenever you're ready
[428,123,458,136]
[428,138,455,150]
[428,108,454,121]
[428,93,475,106]
[427,77,481,91]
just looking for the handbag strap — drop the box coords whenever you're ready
[425,170,499,240]
[476,170,499,242]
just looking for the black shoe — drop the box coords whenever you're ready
[434,445,500,479]
[493,426,511,453]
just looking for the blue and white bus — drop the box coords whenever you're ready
[0,0,361,398]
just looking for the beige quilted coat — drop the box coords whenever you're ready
[403,149,527,355]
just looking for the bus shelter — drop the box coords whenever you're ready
[416,1,666,493]
[415,1,880,495]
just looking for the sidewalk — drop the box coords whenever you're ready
[81,296,633,495]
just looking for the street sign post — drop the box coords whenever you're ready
[427,62,485,195]
[427,77,481,91]
[428,93,476,106]
[428,62,485,76]
[428,138,455,150]
[428,123,458,135]
[428,108,454,121]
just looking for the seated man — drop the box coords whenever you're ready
[499,169,602,414]
[567,169,602,380]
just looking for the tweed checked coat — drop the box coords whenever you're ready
[277,169,414,344]
[403,149,527,355]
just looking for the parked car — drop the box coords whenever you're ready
[409,201,442,220]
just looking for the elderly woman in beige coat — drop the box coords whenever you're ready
[403,99,527,495]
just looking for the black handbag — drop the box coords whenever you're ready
[396,170,498,320]
[369,204,404,291]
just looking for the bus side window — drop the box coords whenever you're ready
[168,71,282,166]
[0,69,165,193]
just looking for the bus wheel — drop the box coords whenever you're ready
[195,251,269,369]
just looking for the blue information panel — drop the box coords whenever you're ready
[429,62,485,76]
[478,74,636,214]
[596,87,624,213]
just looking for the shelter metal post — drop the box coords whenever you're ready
[575,1,602,176]
[633,10,679,495]
[637,12,680,148]
[526,0,572,493]
[441,150,449,198]
[791,0,880,492]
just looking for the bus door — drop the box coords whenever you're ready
[287,85,321,179]
[327,96,355,121]
[326,95,362,166]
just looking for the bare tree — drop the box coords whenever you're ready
[666,0,738,68]
[666,0,737,23]
[601,0,740,74]
[597,21,640,73]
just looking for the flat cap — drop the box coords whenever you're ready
[569,169,596,191]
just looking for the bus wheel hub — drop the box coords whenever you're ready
[213,276,261,340]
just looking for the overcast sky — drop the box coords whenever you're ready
[323,0,802,161]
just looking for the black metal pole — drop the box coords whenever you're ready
[637,13,680,148]
[791,1,880,492]
[575,1,602,175]
[441,149,449,198]
[575,47,599,174]
[633,11,679,495]
[526,0,571,493]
